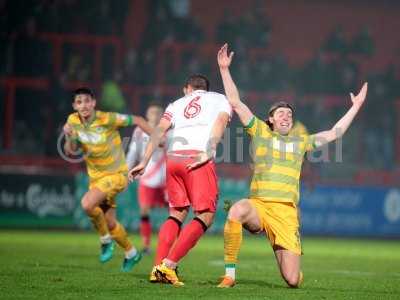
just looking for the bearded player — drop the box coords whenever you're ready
[126,103,167,253]
[63,87,151,271]
[216,44,368,288]
[129,75,232,286]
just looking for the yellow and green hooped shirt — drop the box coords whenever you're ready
[67,111,134,181]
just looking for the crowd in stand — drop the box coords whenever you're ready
[0,0,398,173]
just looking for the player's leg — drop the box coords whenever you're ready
[151,206,188,284]
[139,203,152,253]
[137,183,152,252]
[154,206,188,266]
[104,206,142,272]
[274,247,302,288]
[266,202,303,287]
[81,187,108,235]
[81,188,114,262]
[218,199,263,287]
[164,209,215,268]
[158,157,220,281]
[138,184,165,253]
[154,208,212,286]
[104,207,136,255]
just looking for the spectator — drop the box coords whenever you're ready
[323,26,348,55]
[239,10,271,47]
[330,57,358,94]
[252,57,273,91]
[270,54,290,91]
[134,48,156,85]
[100,70,126,113]
[13,121,37,154]
[36,0,61,33]
[122,47,138,84]
[64,44,93,81]
[88,0,114,35]
[351,27,375,56]
[13,17,51,76]
[173,15,204,43]
[299,52,333,93]
[142,5,175,48]
[216,9,237,45]
[169,0,191,18]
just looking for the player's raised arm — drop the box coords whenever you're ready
[218,43,254,126]
[312,82,368,148]
[128,118,171,180]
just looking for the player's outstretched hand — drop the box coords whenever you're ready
[186,151,213,170]
[128,162,146,181]
[350,82,368,108]
[217,43,234,69]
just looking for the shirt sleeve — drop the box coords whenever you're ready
[126,128,142,169]
[107,112,134,128]
[244,116,271,138]
[219,96,233,118]
[302,134,317,152]
[162,103,175,125]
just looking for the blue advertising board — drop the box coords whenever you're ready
[4,171,398,238]
[300,186,400,237]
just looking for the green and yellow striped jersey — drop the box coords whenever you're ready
[67,111,134,181]
[245,116,316,204]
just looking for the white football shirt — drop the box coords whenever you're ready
[126,127,166,188]
[162,90,232,152]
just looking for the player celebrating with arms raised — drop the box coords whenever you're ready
[216,44,367,288]
[129,75,231,286]
[63,87,151,271]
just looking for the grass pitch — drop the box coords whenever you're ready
[0,230,399,300]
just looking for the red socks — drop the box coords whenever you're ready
[167,218,207,264]
[140,216,152,249]
[154,217,182,265]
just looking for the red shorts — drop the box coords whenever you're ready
[166,150,218,213]
[138,183,167,207]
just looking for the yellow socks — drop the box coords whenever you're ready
[110,222,133,252]
[88,207,108,236]
[298,271,304,287]
[223,219,243,279]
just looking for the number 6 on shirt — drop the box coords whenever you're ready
[184,96,201,119]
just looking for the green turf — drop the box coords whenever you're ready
[0,231,399,300]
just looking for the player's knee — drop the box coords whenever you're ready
[228,202,248,222]
[169,207,188,223]
[283,272,301,288]
[197,213,214,227]
[81,197,94,214]
[195,209,214,223]
[140,205,151,216]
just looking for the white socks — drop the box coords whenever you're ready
[100,234,112,244]
[225,266,236,280]
[163,259,178,269]
[125,247,138,259]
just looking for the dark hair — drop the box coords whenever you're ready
[73,87,94,100]
[185,74,210,91]
[265,101,295,130]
